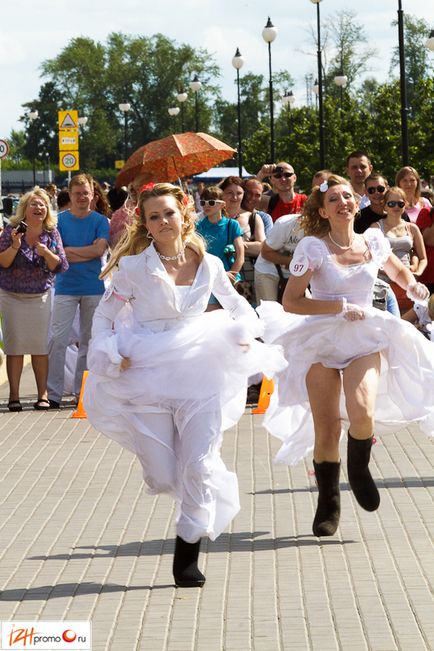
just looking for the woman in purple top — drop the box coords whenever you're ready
[0,188,68,411]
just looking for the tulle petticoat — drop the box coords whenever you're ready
[257,301,434,466]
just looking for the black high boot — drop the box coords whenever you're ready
[312,461,341,537]
[173,536,206,588]
[347,432,380,512]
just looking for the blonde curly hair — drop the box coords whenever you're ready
[102,183,205,278]
[301,174,354,237]
[11,187,57,231]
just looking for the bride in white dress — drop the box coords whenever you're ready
[257,174,433,537]
[83,183,286,587]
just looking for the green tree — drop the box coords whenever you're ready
[324,10,378,97]
[389,14,434,114]
[21,33,221,171]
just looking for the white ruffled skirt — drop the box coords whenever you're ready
[83,309,287,541]
[257,301,434,465]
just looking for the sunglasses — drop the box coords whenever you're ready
[272,172,294,179]
[200,199,224,207]
[367,185,386,194]
[386,200,405,208]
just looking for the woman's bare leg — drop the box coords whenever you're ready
[306,363,342,462]
[342,352,381,511]
[306,363,342,535]
[6,355,24,402]
[342,352,380,439]
[31,355,49,401]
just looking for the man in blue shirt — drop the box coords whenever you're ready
[48,174,109,407]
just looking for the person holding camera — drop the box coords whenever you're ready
[0,189,68,411]
[196,185,244,309]
[256,162,308,222]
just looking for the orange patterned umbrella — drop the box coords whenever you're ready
[115,131,236,187]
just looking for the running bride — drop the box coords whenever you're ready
[257,174,434,537]
[83,183,286,587]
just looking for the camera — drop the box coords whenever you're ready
[15,221,28,235]
[223,244,235,257]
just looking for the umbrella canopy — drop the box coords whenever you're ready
[115,132,236,188]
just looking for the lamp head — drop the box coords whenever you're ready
[262,17,278,43]
[232,48,245,70]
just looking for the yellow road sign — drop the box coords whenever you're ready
[58,110,79,130]
[59,151,80,172]
[115,160,125,169]
[59,130,79,151]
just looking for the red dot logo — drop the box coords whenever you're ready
[62,629,77,643]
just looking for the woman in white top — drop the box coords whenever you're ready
[369,186,427,313]
[257,175,433,538]
[83,183,285,588]
[396,166,432,223]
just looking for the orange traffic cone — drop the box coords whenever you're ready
[252,376,274,414]
[71,370,88,419]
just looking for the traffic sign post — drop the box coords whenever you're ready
[59,151,80,172]
[58,111,79,177]
[0,139,9,198]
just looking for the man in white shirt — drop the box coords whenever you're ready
[254,213,304,303]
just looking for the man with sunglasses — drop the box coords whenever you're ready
[355,173,410,234]
[257,162,307,222]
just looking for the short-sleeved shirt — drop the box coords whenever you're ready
[269,193,307,221]
[196,216,243,271]
[55,210,109,295]
[255,214,304,279]
[355,207,410,234]
[0,225,68,294]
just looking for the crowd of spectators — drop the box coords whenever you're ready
[0,152,432,410]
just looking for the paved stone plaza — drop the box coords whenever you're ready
[0,367,433,650]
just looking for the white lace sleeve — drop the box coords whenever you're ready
[364,229,392,268]
[289,237,323,276]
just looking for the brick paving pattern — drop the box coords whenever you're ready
[0,368,433,650]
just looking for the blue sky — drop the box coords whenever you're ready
[1,0,433,138]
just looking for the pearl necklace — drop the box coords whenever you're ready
[328,232,355,250]
[156,249,185,261]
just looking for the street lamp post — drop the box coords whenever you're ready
[397,0,409,166]
[281,90,295,135]
[262,17,278,163]
[168,107,180,132]
[28,110,39,187]
[334,70,348,115]
[310,0,325,169]
[45,152,51,184]
[118,102,131,162]
[77,116,88,173]
[189,75,202,132]
[176,91,188,132]
[232,48,245,177]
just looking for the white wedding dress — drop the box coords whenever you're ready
[257,229,434,465]
[83,245,286,542]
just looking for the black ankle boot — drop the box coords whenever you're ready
[347,433,380,512]
[173,536,206,588]
[312,461,341,536]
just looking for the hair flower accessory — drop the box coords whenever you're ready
[319,181,329,193]
[139,182,155,194]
